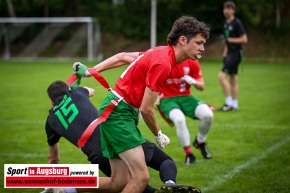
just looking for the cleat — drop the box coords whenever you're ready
[52,189,67,193]
[217,104,233,111]
[185,154,196,165]
[160,183,202,193]
[193,138,212,159]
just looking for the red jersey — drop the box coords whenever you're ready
[115,46,176,108]
[159,59,202,100]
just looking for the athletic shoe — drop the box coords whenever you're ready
[185,154,196,165]
[52,189,67,193]
[193,138,212,159]
[217,104,233,111]
[232,107,238,111]
[160,183,202,193]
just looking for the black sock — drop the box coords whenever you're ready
[159,159,177,183]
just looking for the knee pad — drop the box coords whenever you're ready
[195,104,214,122]
[169,108,186,126]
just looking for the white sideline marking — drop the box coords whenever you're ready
[1,153,46,158]
[202,135,290,192]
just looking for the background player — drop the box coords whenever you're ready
[217,1,248,111]
[157,59,213,165]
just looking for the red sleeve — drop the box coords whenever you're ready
[146,59,172,92]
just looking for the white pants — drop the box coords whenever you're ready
[169,104,213,147]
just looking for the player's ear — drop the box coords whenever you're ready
[50,99,54,106]
[179,36,187,46]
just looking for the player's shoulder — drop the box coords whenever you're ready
[70,87,89,98]
[234,17,244,26]
[147,46,173,58]
[71,87,87,94]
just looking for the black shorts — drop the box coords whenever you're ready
[222,50,242,75]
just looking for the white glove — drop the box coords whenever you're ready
[181,75,196,85]
[155,130,170,149]
[40,188,52,193]
[72,62,90,78]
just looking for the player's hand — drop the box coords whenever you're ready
[72,62,90,78]
[155,130,170,148]
[219,34,228,43]
[39,188,52,193]
[181,75,196,85]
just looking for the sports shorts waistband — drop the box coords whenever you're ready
[111,90,139,112]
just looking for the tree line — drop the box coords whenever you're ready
[1,0,289,44]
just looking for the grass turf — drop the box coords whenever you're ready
[0,60,289,193]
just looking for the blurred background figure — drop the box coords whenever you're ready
[157,59,214,165]
[217,1,248,111]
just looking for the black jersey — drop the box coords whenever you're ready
[45,87,101,162]
[224,17,246,52]
[45,87,162,166]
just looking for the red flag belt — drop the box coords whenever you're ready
[66,68,120,148]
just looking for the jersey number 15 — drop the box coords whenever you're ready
[54,97,79,129]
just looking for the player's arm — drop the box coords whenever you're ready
[193,77,204,91]
[48,143,59,164]
[93,52,140,72]
[141,87,170,148]
[140,87,160,136]
[181,76,204,90]
[41,143,59,193]
[83,86,95,97]
[227,34,248,44]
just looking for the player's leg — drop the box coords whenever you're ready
[169,108,190,147]
[159,98,195,164]
[118,145,150,193]
[141,141,176,193]
[180,96,213,159]
[147,146,201,193]
[74,162,129,193]
[193,103,213,159]
[169,108,195,164]
[230,74,238,110]
[229,51,241,110]
[60,156,131,192]
[146,146,177,183]
[218,56,233,111]
[98,92,148,192]
[92,156,111,177]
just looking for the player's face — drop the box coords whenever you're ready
[184,34,206,60]
[223,7,234,19]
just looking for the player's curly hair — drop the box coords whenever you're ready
[167,16,210,46]
[47,80,69,103]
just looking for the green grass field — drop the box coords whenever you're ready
[1,60,290,193]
